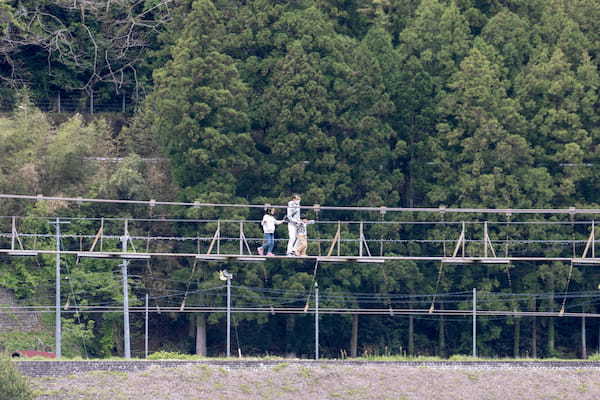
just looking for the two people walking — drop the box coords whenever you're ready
[258,194,314,256]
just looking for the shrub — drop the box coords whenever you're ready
[0,354,33,400]
[147,351,202,360]
[0,331,53,355]
[587,353,600,361]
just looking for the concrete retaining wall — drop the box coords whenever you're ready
[15,360,600,377]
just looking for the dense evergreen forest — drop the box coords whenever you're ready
[1,0,600,359]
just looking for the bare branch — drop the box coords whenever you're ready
[1,0,177,96]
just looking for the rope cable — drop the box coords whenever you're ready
[303,259,320,312]
[429,211,448,313]
[60,236,89,358]
[429,261,445,313]
[504,214,513,293]
[180,257,199,311]
[560,215,577,315]
[5,193,600,215]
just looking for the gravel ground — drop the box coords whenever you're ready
[30,364,600,400]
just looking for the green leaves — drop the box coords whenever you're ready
[4,0,600,359]
[515,46,598,203]
[147,0,255,203]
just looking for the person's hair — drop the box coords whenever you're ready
[269,208,276,215]
[292,193,301,200]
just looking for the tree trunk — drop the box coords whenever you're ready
[114,321,123,355]
[531,298,537,358]
[195,314,207,356]
[351,314,358,358]
[513,317,520,358]
[408,314,414,356]
[286,315,296,357]
[581,314,587,359]
[547,297,555,356]
[438,305,446,358]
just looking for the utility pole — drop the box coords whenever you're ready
[227,274,231,357]
[315,282,319,360]
[49,218,69,359]
[145,292,149,359]
[219,270,233,357]
[121,221,131,359]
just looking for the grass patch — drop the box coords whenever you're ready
[239,384,253,394]
[0,354,34,400]
[146,351,205,360]
[272,362,289,372]
[353,354,597,362]
[464,372,480,382]
[280,385,299,393]
[298,366,312,379]
[87,370,128,377]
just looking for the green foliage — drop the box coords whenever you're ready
[147,351,205,360]
[0,355,33,400]
[0,332,53,355]
[3,0,600,360]
[147,0,255,206]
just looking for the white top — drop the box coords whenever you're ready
[261,214,282,233]
[287,200,301,223]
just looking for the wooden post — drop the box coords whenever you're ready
[359,222,363,257]
[196,314,207,356]
[90,89,94,114]
[408,314,414,356]
[337,221,341,256]
[582,313,587,359]
[351,314,358,358]
[514,316,520,358]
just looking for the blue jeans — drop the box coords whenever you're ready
[260,233,275,254]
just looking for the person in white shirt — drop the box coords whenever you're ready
[286,194,302,256]
[258,208,283,256]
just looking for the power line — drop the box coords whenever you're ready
[2,214,597,225]
[4,305,600,318]
[5,288,600,310]
[2,193,600,215]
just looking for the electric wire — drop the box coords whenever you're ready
[3,193,600,215]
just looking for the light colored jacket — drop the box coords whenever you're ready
[261,214,282,233]
[287,200,301,223]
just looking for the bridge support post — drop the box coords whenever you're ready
[472,287,477,358]
[315,281,319,360]
[145,293,149,358]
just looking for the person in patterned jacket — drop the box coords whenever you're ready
[293,217,315,256]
